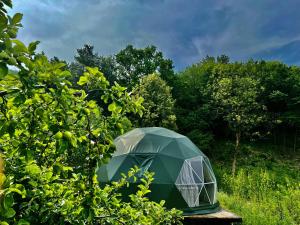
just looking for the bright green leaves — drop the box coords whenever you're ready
[0,2,180,224]
[77,66,109,89]
[77,75,88,86]
[108,101,117,112]
[0,63,8,78]
[11,13,22,25]
[54,131,63,140]
[12,40,28,53]
[17,219,30,225]
[0,15,8,30]
[25,162,41,176]
[132,73,176,128]
[0,184,26,220]
[28,41,40,54]
[108,101,122,115]
[63,131,77,147]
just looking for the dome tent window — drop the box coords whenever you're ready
[96,127,220,215]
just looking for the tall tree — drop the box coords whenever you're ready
[209,63,265,175]
[133,73,177,129]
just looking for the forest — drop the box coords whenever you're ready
[0,0,299,224]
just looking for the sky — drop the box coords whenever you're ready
[10,0,300,70]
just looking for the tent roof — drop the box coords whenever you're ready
[113,127,206,158]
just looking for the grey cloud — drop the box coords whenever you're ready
[10,0,300,70]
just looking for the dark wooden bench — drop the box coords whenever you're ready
[183,209,242,225]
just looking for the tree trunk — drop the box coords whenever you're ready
[283,127,287,152]
[232,131,241,176]
[294,128,298,153]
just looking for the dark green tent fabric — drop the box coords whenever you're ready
[96,127,220,215]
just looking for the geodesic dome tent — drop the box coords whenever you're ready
[96,127,220,215]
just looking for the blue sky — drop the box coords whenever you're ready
[11,0,300,70]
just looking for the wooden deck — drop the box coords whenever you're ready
[183,209,242,225]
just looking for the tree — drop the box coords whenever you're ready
[70,44,124,85]
[116,45,175,88]
[0,1,182,224]
[133,74,177,129]
[173,59,217,151]
[209,63,265,175]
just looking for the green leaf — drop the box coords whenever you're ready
[0,15,8,30]
[12,40,28,53]
[3,194,14,209]
[0,62,8,78]
[2,207,16,218]
[12,13,23,24]
[25,163,41,175]
[108,102,117,112]
[28,41,40,54]
[17,219,30,225]
[0,221,9,225]
[77,75,88,86]
[8,184,26,198]
[0,51,9,60]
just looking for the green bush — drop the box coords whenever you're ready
[0,1,182,224]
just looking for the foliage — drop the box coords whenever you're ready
[0,2,182,224]
[132,73,177,129]
[173,60,216,151]
[69,44,175,90]
[218,162,299,225]
[209,64,265,137]
[115,45,175,87]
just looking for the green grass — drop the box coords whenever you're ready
[210,141,300,225]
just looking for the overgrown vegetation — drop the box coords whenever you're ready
[0,1,182,224]
[212,142,300,225]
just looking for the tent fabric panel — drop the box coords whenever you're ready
[131,134,173,154]
[175,138,203,159]
[164,184,189,209]
[203,159,216,183]
[142,127,184,138]
[148,183,176,205]
[155,154,185,181]
[96,155,128,181]
[110,155,142,180]
[113,133,145,156]
[204,183,217,204]
[96,164,108,182]
[159,139,186,159]
[147,155,177,183]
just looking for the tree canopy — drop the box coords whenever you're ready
[132,73,177,129]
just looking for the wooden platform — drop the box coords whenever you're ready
[183,209,242,225]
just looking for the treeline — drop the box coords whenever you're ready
[61,45,300,157]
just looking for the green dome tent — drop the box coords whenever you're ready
[96,127,220,215]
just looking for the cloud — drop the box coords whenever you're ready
[9,0,300,70]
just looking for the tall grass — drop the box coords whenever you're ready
[211,141,300,225]
[218,169,300,225]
